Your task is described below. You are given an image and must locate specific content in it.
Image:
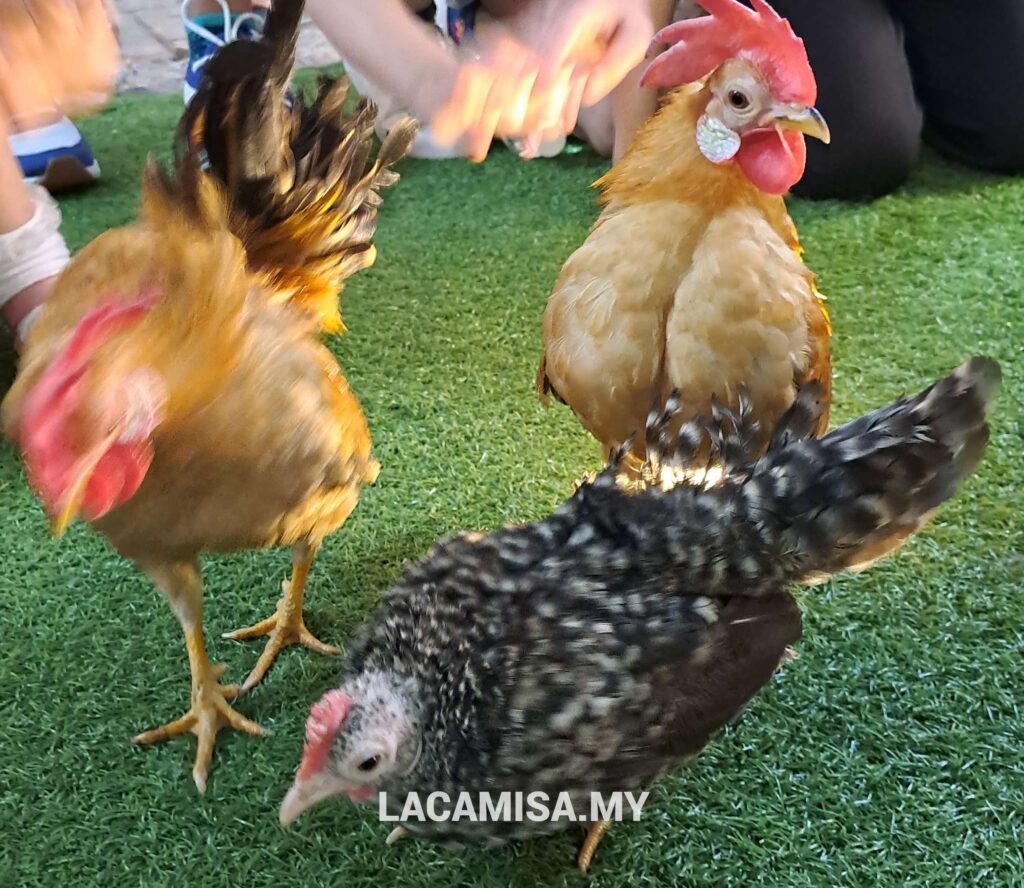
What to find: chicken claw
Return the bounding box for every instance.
[132,662,269,793]
[225,545,340,692]
[225,581,340,692]
[385,826,408,845]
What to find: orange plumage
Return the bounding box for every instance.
[538,0,832,467]
[2,0,414,791]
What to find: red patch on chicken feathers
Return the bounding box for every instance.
[19,291,159,521]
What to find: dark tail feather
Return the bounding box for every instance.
[173,0,417,332]
[754,357,1000,584]
[768,381,827,451]
[596,358,1000,599]
[610,387,763,489]
[262,0,304,84]
[179,0,300,199]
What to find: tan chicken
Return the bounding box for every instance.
[2,0,414,790]
[538,0,832,465]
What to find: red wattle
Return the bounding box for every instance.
[735,130,806,196]
[346,784,377,803]
[82,441,154,521]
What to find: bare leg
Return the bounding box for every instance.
[0,114,55,343]
[224,541,340,692]
[0,129,33,231]
[132,561,268,792]
[576,98,614,157]
[608,61,660,162]
[577,819,611,874]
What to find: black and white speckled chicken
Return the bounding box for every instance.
[280,357,1000,872]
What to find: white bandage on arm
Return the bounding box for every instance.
[0,183,69,339]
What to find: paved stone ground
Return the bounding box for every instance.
[113,0,338,95]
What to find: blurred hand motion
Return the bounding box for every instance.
[0,0,119,124]
[282,358,999,872]
[538,0,832,470]
[2,0,415,792]
[510,0,654,131]
[431,0,654,160]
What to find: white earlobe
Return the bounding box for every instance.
[696,114,741,164]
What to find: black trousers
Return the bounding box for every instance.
[770,0,1024,199]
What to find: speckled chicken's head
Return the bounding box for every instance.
[279,671,422,825]
[641,0,830,195]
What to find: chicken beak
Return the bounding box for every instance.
[279,774,342,826]
[772,106,831,144]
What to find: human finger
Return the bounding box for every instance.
[431,61,492,146]
[580,7,651,106]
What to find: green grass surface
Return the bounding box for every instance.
[1,87,1023,888]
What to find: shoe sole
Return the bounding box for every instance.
[26,156,101,193]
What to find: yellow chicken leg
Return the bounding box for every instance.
[224,542,340,692]
[132,561,269,792]
[577,819,611,874]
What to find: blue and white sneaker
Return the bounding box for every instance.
[8,116,101,191]
[181,0,267,105]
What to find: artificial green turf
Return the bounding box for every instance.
[1,85,1022,888]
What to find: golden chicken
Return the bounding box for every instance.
[2,0,414,791]
[538,0,832,466]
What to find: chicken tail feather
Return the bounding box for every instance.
[762,356,999,585]
[597,358,999,596]
[173,0,417,332]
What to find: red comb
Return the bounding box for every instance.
[18,291,158,447]
[298,690,352,779]
[641,0,816,106]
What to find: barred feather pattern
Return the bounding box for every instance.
[603,355,1000,590]
[174,0,417,332]
[326,358,999,844]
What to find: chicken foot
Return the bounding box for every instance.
[224,542,340,692]
[132,561,268,792]
[577,819,611,874]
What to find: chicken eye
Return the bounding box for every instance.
[728,90,750,110]
[357,754,382,773]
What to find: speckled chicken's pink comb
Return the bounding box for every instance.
[641,0,816,107]
[298,689,352,778]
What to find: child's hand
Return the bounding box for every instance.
[531,0,653,101]
[327,0,653,163]
[428,31,548,162]
[0,0,119,124]
[495,0,654,141]
[435,0,654,157]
